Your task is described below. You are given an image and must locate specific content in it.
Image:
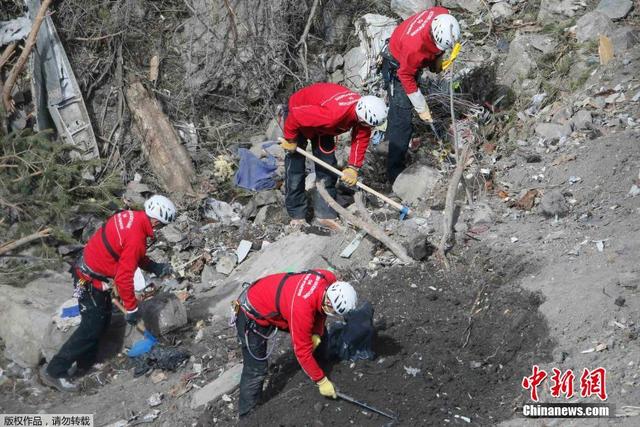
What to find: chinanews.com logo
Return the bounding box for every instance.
[520,365,613,418]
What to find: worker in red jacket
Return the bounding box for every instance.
[233,269,358,417]
[384,7,460,183]
[279,82,387,230]
[39,195,177,392]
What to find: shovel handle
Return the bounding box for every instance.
[111,298,146,334]
[294,147,411,216]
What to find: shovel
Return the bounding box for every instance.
[294,147,411,219]
[336,391,398,420]
[112,298,158,357]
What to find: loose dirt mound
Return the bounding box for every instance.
[198,250,554,426]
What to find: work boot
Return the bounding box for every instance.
[314,218,343,232]
[39,365,78,392]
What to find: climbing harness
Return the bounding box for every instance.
[232,270,327,361]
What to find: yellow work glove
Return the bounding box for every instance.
[278,137,297,153]
[312,334,321,350]
[442,42,462,71]
[418,108,433,123]
[341,167,358,186]
[317,377,337,399]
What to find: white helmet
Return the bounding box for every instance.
[431,14,461,51]
[326,281,358,315]
[144,195,176,224]
[355,96,388,127]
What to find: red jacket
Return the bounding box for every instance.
[389,7,448,94]
[245,269,337,382]
[82,210,154,311]
[283,83,372,168]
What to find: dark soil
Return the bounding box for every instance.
[197,249,554,426]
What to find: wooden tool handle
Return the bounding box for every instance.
[112,298,146,334]
[294,147,411,215]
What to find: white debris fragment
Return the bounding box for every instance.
[403,366,421,377]
[593,240,605,252]
[510,237,519,243]
[568,176,582,184]
[221,394,232,402]
[454,414,472,423]
[147,392,163,407]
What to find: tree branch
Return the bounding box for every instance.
[316,180,414,264]
[0,228,52,256]
[2,0,53,113]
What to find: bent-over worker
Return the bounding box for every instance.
[233,269,358,417]
[279,82,387,230]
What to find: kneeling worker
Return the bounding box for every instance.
[233,269,358,417]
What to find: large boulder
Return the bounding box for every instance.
[138,293,188,337]
[440,0,482,13]
[0,272,72,367]
[392,164,441,204]
[611,27,640,53]
[575,11,615,43]
[391,0,435,20]
[499,33,557,87]
[596,0,633,21]
[537,0,585,23]
[342,47,367,90]
[180,0,290,105]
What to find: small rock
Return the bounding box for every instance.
[313,402,324,413]
[472,203,495,225]
[596,0,633,20]
[491,2,514,19]
[216,252,238,275]
[391,0,435,20]
[392,164,441,204]
[540,190,569,217]
[510,236,519,243]
[534,122,572,140]
[615,296,626,307]
[160,224,185,244]
[628,185,640,197]
[200,265,223,291]
[571,109,592,130]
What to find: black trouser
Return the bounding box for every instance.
[236,309,272,416]
[284,134,338,220]
[386,69,415,184]
[47,286,112,378]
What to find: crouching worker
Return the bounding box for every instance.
[233,269,358,417]
[39,195,176,392]
[279,82,387,230]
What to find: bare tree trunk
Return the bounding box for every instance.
[436,143,471,269]
[0,228,52,256]
[316,181,414,264]
[125,80,195,196]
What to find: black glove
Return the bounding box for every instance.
[125,310,139,326]
[148,261,173,277]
